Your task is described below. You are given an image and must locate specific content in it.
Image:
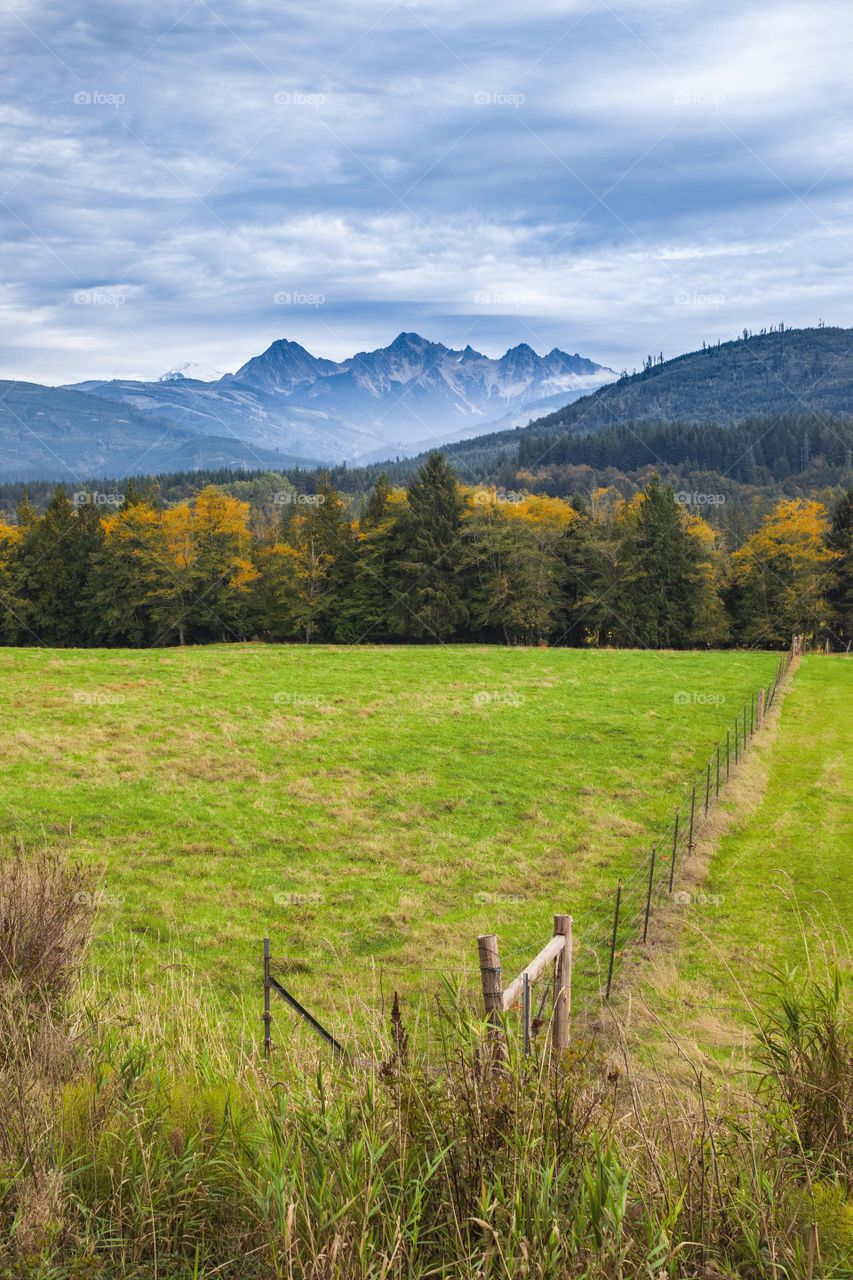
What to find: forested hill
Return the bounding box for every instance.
[441,325,853,465]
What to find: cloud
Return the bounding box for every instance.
[0,0,851,382]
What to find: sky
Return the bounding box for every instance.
[1,0,852,384]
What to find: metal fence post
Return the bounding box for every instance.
[606,881,622,1001]
[643,845,657,943]
[263,938,272,1059]
[688,783,696,853]
[669,810,679,892]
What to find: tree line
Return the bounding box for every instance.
[0,454,850,650]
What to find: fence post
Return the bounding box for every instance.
[743,703,748,746]
[726,728,730,781]
[704,761,711,816]
[734,715,739,765]
[687,783,696,853]
[552,914,572,1051]
[606,882,622,1000]
[669,810,679,892]
[478,934,504,1047]
[757,687,764,728]
[522,971,530,1057]
[263,938,272,1059]
[750,693,755,736]
[643,845,657,943]
[715,744,721,797]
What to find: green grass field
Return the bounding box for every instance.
[0,645,781,1033]
[645,655,852,1046]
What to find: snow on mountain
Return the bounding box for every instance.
[158,361,224,383]
[51,333,614,470]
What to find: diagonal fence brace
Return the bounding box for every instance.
[269,975,347,1056]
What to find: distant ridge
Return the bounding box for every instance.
[434,325,853,465]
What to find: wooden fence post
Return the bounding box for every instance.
[726,728,730,781]
[704,761,711,816]
[734,715,739,765]
[552,914,572,1051]
[522,971,530,1056]
[263,938,272,1059]
[757,688,764,728]
[687,783,696,853]
[478,934,504,1051]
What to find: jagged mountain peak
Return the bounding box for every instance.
[232,338,336,392]
[28,331,613,478]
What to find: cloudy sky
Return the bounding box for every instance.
[1,0,852,383]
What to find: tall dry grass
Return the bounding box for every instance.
[0,848,850,1278]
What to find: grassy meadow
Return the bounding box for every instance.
[639,655,852,1051]
[0,644,781,1036]
[1,645,851,1280]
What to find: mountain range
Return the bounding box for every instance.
[0,334,613,481]
[3,326,852,485]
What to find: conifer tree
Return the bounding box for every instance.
[397,453,466,640]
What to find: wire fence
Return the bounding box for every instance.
[570,641,799,1005]
[261,641,802,1057]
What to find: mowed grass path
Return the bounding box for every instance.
[656,655,852,1037]
[0,646,779,1026]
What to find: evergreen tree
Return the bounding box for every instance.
[397,453,466,640]
[826,488,853,648]
[612,477,709,648]
[15,488,103,646]
[286,476,357,642]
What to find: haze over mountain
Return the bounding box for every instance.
[0,334,612,480]
[3,326,851,485]
[0,381,310,483]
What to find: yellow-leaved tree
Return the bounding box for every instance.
[731,498,837,646]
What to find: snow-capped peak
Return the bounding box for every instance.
[159,361,223,383]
